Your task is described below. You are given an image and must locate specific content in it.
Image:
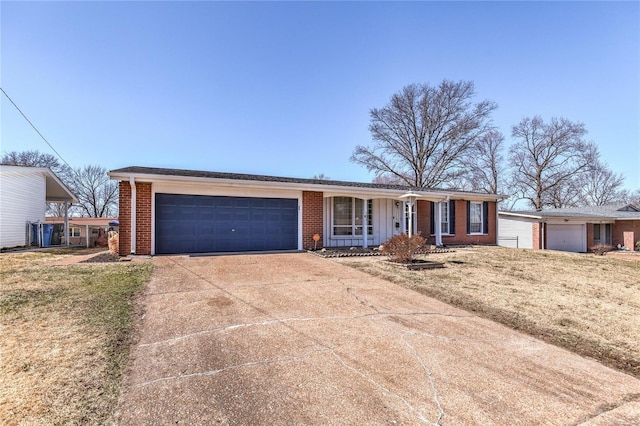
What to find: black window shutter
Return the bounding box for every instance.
[483,201,489,234]
[466,201,471,234]
[430,202,434,234]
[449,200,455,234]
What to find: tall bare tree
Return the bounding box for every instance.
[577,161,626,206]
[465,130,505,194]
[351,80,497,188]
[73,165,118,217]
[508,116,596,210]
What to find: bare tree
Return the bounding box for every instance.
[351,80,497,188]
[508,116,596,210]
[619,188,640,207]
[465,130,505,194]
[576,161,626,206]
[72,165,119,217]
[311,173,330,180]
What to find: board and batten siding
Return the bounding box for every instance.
[0,170,46,248]
[498,216,534,249]
[323,197,402,247]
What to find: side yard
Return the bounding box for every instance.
[335,247,640,378]
[0,249,151,425]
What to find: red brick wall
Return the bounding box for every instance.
[118,181,131,256]
[116,180,152,256]
[416,200,431,241]
[302,191,323,250]
[612,220,640,249]
[586,223,594,251]
[135,183,152,255]
[416,200,497,246]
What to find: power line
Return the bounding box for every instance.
[1,87,75,171]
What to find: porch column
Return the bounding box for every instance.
[64,201,69,246]
[85,224,90,248]
[434,201,443,246]
[362,198,369,248]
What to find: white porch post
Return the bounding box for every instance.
[434,201,443,246]
[400,192,417,238]
[85,224,90,248]
[362,198,368,248]
[64,201,70,246]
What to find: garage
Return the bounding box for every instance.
[546,224,585,253]
[155,194,298,254]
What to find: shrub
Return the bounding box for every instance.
[636,240,640,251]
[591,244,614,256]
[380,233,426,263]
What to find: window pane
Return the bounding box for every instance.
[333,197,352,226]
[470,202,482,233]
[333,226,352,236]
[440,202,449,234]
[355,199,363,226]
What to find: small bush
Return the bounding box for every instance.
[636,240,640,251]
[591,244,614,256]
[380,233,426,263]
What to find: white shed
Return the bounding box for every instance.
[0,165,77,249]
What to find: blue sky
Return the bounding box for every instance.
[1,1,638,190]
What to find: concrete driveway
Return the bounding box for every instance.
[116,253,640,425]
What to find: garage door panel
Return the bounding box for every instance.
[155,194,298,254]
[547,224,585,252]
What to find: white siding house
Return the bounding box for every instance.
[0,165,76,249]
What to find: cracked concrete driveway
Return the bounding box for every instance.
[116,253,640,425]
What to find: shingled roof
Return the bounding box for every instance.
[109,166,498,197]
[503,204,640,220]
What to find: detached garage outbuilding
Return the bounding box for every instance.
[499,205,640,253]
[109,166,502,256]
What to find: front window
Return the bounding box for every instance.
[440,202,449,234]
[70,227,81,238]
[333,197,373,237]
[593,224,611,245]
[469,202,483,234]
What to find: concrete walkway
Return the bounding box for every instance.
[116,253,640,425]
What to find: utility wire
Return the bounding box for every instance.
[1,87,75,172]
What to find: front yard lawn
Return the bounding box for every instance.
[335,246,640,378]
[0,249,152,425]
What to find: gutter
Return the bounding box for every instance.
[129,177,136,254]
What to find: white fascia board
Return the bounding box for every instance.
[108,171,502,202]
[498,211,543,220]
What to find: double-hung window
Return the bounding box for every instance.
[469,202,483,234]
[333,197,373,237]
[440,202,449,234]
[70,227,81,238]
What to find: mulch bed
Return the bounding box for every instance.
[309,246,455,258]
[81,252,121,263]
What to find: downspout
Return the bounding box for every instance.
[129,177,136,254]
[541,221,545,250]
[363,198,368,248]
[495,200,499,246]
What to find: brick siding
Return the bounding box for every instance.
[302,191,323,250]
[118,181,131,256]
[416,200,497,246]
[117,180,152,256]
[612,220,640,250]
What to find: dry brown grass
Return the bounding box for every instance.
[336,246,640,378]
[0,249,151,425]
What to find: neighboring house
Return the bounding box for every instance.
[45,217,119,246]
[108,166,501,256]
[0,165,76,249]
[498,204,640,253]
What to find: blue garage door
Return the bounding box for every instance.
[155,194,298,254]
